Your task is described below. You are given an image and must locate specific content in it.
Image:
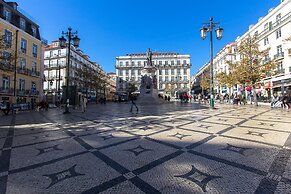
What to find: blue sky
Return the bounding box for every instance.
[15,0,280,75]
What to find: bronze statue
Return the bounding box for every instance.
[146,48,152,66]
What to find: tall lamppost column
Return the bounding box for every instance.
[59,27,80,114]
[200,17,223,109]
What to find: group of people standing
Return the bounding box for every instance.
[271,92,291,109]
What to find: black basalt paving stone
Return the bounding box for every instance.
[254,178,278,194]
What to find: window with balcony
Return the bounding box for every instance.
[125,61,129,66]
[126,69,129,76]
[20,18,26,31]
[159,76,162,81]
[165,76,169,81]
[32,44,38,58]
[4,29,12,48]
[32,61,37,73]
[165,69,168,75]
[276,29,281,39]
[165,61,168,66]
[183,60,186,65]
[264,37,269,46]
[18,79,25,91]
[171,76,174,81]
[138,69,141,75]
[131,61,135,66]
[171,69,174,75]
[3,8,11,21]
[120,61,123,66]
[31,81,36,91]
[20,38,27,53]
[177,69,181,75]
[159,61,162,65]
[138,61,141,66]
[277,45,283,56]
[2,76,10,89]
[276,13,281,23]
[184,76,187,81]
[20,58,26,69]
[264,23,268,30]
[159,69,162,75]
[177,60,180,65]
[184,69,187,75]
[268,22,272,31]
[159,84,163,89]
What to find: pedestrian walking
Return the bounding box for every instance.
[130,94,138,113]
[81,95,87,113]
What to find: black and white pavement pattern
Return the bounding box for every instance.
[0,102,291,194]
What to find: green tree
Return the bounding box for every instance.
[227,35,277,105]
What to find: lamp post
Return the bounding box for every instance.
[200,17,223,109]
[59,27,80,114]
[54,54,61,107]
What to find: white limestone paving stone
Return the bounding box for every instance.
[12,130,70,147]
[199,116,245,126]
[138,152,263,193]
[6,153,120,194]
[241,119,291,132]
[222,126,290,147]
[149,128,210,148]
[100,138,177,171]
[99,180,144,194]
[13,123,59,136]
[9,138,87,170]
[192,136,280,172]
[79,130,135,149]
[179,121,231,134]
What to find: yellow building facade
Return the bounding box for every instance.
[0,1,42,109]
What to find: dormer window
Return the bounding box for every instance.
[20,18,26,30]
[31,26,36,37]
[3,8,11,21]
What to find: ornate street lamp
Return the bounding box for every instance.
[59,27,80,114]
[200,18,223,109]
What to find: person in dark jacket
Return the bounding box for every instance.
[130,94,138,113]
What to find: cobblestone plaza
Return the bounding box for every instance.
[0,102,291,193]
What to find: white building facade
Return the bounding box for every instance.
[193,0,291,97]
[43,41,104,104]
[116,52,191,97]
[237,0,291,95]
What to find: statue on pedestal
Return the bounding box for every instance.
[146,48,152,67]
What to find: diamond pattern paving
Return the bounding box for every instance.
[0,102,290,193]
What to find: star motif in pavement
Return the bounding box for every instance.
[198,124,211,129]
[222,143,251,156]
[168,132,191,140]
[259,122,275,127]
[99,134,115,140]
[141,126,150,131]
[124,145,153,156]
[43,164,85,189]
[217,118,228,122]
[175,165,222,192]
[246,130,267,137]
[36,144,63,156]
[33,134,50,140]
